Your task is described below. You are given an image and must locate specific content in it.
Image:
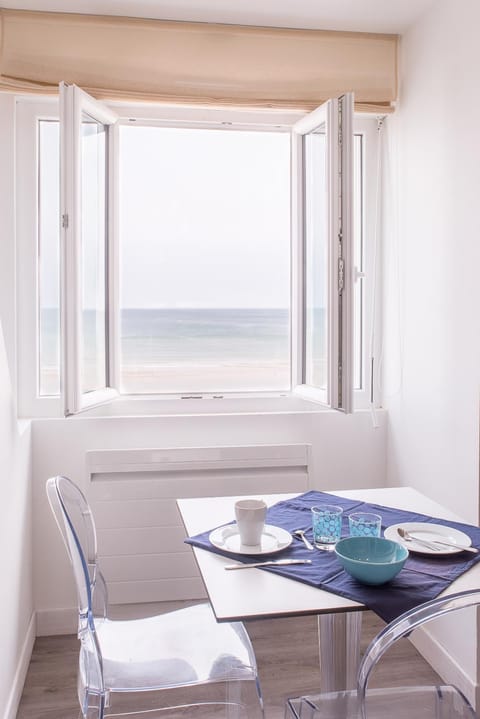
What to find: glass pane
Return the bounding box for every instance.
[118,126,290,394]
[304,130,327,389]
[39,120,61,396]
[353,134,363,390]
[80,114,107,393]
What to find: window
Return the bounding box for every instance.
[79,114,108,394]
[118,124,290,395]
[38,119,61,396]
[16,88,379,417]
[291,95,354,412]
[60,85,118,414]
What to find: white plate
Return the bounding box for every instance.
[385,522,472,555]
[209,523,292,555]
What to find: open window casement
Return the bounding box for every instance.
[60,82,119,416]
[291,93,354,413]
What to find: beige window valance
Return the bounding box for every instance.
[0,8,397,112]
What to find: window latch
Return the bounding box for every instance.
[62,213,69,229]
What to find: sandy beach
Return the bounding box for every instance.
[40,361,293,396]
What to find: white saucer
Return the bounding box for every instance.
[385,522,472,556]
[209,524,292,555]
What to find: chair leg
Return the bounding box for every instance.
[225,687,240,719]
[83,693,106,719]
[225,679,265,719]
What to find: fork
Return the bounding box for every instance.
[398,527,478,554]
[397,527,442,552]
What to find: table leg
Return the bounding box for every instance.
[317,611,362,691]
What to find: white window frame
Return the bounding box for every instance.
[16,97,62,417]
[60,83,120,415]
[352,116,381,411]
[15,92,379,418]
[291,94,354,412]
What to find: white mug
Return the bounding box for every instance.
[234,499,267,546]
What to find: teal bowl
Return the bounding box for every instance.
[335,536,409,585]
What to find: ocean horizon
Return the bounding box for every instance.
[40,307,299,395]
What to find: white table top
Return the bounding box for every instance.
[177,487,480,623]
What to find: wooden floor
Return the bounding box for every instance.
[17,605,440,719]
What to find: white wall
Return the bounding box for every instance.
[0,330,32,719]
[383,0,480,704]
[0,94,34,719]
[384,0,480,522]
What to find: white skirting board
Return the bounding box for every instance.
[5,612,35,719]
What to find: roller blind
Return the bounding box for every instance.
[0,8,397,111]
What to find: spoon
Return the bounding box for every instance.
[293,529,314,551]
[398,527,478,554]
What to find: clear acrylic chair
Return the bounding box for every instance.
[286,589,480,719]
[46,475,264,719]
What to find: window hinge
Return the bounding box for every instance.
[338,257,345,293]
[62,213,69,229]
[354,266,365,282]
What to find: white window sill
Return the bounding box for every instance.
[22,390,376,419]
[69,394,333,419]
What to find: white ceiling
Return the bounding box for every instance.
[1,0,437,34]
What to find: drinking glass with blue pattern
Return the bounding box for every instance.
[311,505,343,550]
[348,512,382,538]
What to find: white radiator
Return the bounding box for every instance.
[86,444,311,604]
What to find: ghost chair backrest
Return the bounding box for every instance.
[46,475,107,618]
[357,588,480,707]
[286,590,480,719]
[46,475,106,712]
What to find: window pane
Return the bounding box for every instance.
[303,130,327,389]
[353,134,364,390]
[118,126,290,394]
[81,115,107,393]
[39,120,61,396]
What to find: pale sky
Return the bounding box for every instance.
[119,125,290,309]
[39,121,291,310]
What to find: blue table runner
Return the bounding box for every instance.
[184,490,480,623]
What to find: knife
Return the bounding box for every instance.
[224,559,313,570]
[409,534,478,554]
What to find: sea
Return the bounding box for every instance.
[39,307,292,395]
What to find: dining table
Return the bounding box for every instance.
[177,486,480,693]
